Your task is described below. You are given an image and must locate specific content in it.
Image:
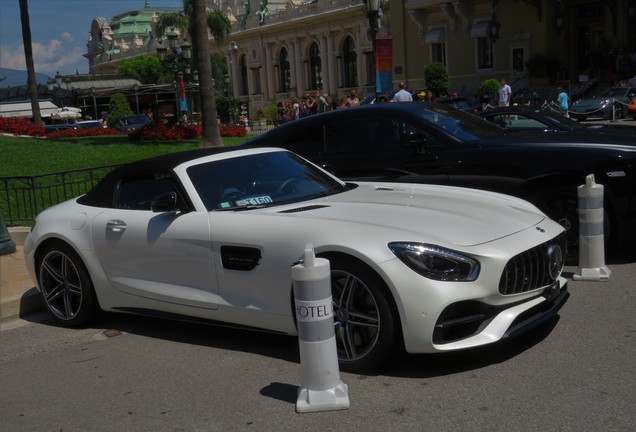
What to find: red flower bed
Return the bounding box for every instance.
[0,117,45,137]
[48,127,119,139]
[219,123,247,138]
[128,122,246,141]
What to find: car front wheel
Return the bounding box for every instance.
[38,243,97,326]
[612,103,624,119]
[328,256,398,372]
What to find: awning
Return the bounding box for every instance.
[0,101,60,118]
[425,28,446,44]
[471,21,490,38]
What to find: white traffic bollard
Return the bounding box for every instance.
[573,174,611,281]
[292,244,349,413]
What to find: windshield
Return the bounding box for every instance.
[187,151,346,211]
[599,87,629,98]
[415,105,505,141]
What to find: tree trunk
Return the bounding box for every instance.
[192,0,223,148]
[19,0,41,125]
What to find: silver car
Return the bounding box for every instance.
[570,86,636,120]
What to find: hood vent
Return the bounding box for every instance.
[375,187,396,191]
[278,205,330,214]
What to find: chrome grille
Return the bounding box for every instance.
[498,231,567,295]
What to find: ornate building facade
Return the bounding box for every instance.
[86,0,635,118]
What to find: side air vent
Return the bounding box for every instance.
[278,205,330,214]
[221,246,261,271]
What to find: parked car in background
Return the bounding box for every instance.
[76,120,104,129]
[117,114,151,132]
[627,97,636,118]
[437,96,481,114]
[24,147,569,372]
[477,106,636,136]
[43,124,77,135]
[243,103,636,258]
[569,87,636,120]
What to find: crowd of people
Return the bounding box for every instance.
[273,89,362,124]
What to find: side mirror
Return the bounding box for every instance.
[405,130,428,152]
[151,191,178,212]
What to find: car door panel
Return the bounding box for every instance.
[91,209,219,309]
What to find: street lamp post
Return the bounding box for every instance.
[228,41,238,123]
[157,35,194,124]
[91,86,98,121]
[365,0,380,101]
[225,73,233,124]
[488,0,501,44]
[133,84,140,115]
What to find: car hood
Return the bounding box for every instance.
[573,96,624,107]
[270,183,547,247]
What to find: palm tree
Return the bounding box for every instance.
[155,0,232,148]
[19,0,41,125]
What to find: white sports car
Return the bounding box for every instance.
[24,147,569,371]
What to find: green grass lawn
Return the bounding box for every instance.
[0,134,253,177]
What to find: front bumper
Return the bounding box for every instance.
[432,279,568,348]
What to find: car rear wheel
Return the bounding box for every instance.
[328,257,397,372]
[38,242,96,326]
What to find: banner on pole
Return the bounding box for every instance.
[375,38,393,94]
[178,74,188,112]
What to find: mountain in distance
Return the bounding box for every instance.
[0,68,51,88]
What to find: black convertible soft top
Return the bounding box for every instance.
[77,146,250,208]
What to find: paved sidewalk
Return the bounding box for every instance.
[0,229,43,322]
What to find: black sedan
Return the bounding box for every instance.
[242,102,636,257]
[477,106,636,135]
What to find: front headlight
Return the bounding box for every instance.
[388,243,480,281]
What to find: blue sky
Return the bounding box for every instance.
[0,0,183,77]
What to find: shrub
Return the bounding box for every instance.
[48,127,119,139]
[128,122,246,141]
[479,79,500,98]
[106,93,134,129]
[0,117,45,137]
[219,123,247,138]
[424,62,450,97]
[128,123,201,141]
[263,104,278,122]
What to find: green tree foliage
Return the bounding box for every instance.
[424,62,450,97]
[479,79,500,98]
[107,93,134,128]
[210,53,228,90]
[117,55,165,84]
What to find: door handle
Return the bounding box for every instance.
[106,220,127,231]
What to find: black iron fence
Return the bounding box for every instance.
[0,165,121,227]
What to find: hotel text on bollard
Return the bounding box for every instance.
[292,244,350,413]
[573,174,611,281]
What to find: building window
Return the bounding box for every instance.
[471,21,493,71]
[343,37,357,88]
[279,48,290,92]
[477,37,494,70]
[252,68,262,95]
[309,42,322,90]
[426,28,446,66]
[431,43,446,65]
[240,54,248,96]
